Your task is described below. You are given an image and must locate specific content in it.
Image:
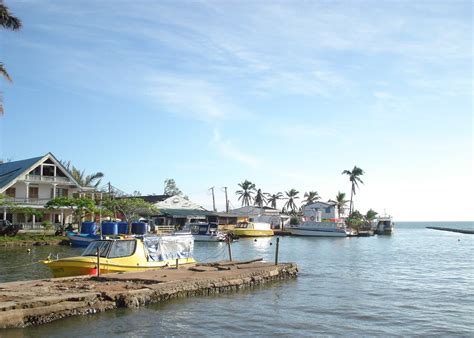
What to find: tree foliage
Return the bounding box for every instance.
[45,196,97,225]
[235,180,256,207]
[302,191,320,206]
[0,2,22,115]
[61,160,104,188]
[283,189,300,214]
[103,198,158,232]
[266,192,283,209]
[164,178,183,196]
[254,188,267,208]
[342,166,364,214]
[335,191,349,218]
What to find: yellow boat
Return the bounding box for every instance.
[42,235,195,278]
[233,221,274,237]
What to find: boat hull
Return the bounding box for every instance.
[233,229,274,237]
[43,256,196,278]
[288,228,347,237]
[193,234,225,242]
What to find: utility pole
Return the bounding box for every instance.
[223,187,229,213]
[209,187,216,212]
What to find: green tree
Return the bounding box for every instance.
[283,189,300,214]
[341,166,364,214]
[254,188,267,208]
[46,196,97,226]
[164,178,183,196]
[335,191,349,218]
[365,209,378,223]
[235,180,256,206]
[302,191,320,206]
[103,197,158,233]
[266,192,283,209]
[0,2,22,115]
[345,210,364,230]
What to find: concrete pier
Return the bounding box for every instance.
[426,227,474,234]
[0,260,298,328]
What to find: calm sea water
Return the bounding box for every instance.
[1,221,473,336]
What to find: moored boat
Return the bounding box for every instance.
[375,214,394,235]
[233,220,274,237]
[43,234,195,277]
[184,222,227,242]
[287,221,348,237]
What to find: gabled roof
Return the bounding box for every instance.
[0,153,84,192]
[0,155,44,191]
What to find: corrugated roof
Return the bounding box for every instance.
[155,208,216,217]
[0,155,45,191]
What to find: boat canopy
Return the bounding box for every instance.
[144,235,194,261]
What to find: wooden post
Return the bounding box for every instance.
[175,258,179,269]
[275,237,280,265]
[96,247,100,277]
[227,238,232,262]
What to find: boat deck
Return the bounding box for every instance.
[0,260,298,328]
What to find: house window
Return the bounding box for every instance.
[42,165,55,177]
[6,187,15,198]
[29,187,39,199]
[29,166,41,176]
[56,188,69,197]
[325,207,331,213]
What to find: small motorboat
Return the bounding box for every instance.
[375,215,394,235]
[233,220,274,237]
[43,234,195,277]
[287,220,348,237]
[184,222,227,242]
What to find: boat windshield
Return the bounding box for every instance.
[108,240,136,258]
[82,241,111,257]
[236,222,248,229]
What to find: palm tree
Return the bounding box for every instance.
[302,191,320,206]
[61,160,104,188]
[283,189,300,214]
[365,209,378,223]
[254,188,267,208]
[0,2,22,115]
[335,191,349,218]
[235,180,256,206]
[266,192,283,209]
[341,166,364,214]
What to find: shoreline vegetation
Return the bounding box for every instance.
[0,234,69,246]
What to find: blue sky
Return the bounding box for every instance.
[0,0,472,221]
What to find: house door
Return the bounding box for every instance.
[29,187,39,200]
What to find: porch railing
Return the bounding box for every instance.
[25,175,71,183]
[3,198,52,205]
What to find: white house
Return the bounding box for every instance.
[0,153,94,228]
[229,206,290,228]
[302,201,344,222]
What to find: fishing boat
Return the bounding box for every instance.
[287,220,348,237]
[233,220,274,237]
[184,222,227,242]
[375,214,394,235]
[43,234,195,277]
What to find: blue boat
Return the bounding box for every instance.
[67,232,101,247]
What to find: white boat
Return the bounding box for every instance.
[287,221,348,237]
[375,214,394,235]
[184,222,227,242]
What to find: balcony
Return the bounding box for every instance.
[3,197,52,206]
[25,175,71,184]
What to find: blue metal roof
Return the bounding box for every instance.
[0,155,45,191]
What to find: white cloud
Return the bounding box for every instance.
[212,129,260,168]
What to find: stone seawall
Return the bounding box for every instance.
[0,261,298,328]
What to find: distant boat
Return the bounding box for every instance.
[375,215,394,235]
[287,220,348,237]
[233,221,274,237]
[183,222,227,242]
[43,234,195,277]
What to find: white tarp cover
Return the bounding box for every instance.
[144,235,194,261]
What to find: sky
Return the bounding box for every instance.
[0,0,472,221]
